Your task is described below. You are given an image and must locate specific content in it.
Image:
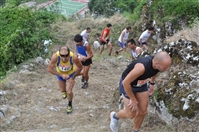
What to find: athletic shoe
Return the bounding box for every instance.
[81,76,85,82]
[132,130,139,132]
[109,53,111,56]
[81,82,88,89]
[115,51,119,55]
[62,92,67,99]
[67,105,72,114]
[110,111,118,132]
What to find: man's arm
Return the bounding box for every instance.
[72,55,83,79]
[47,53,61,76]
[102,31,107,43]
[122,63,145,100]
[121,30,125,45]
[139,38,143,47]
[87,34,90,41]
[83,44,93,60]
[136,48,143,57]
[149,75,157,95]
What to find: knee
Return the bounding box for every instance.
[66,88,73,95]
[126,112,136,119]
[138,110,147,116]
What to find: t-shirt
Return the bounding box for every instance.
[80,29,90,41]
[138,30,151,43]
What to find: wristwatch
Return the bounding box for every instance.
[149,81,155,85]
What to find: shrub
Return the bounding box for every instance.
[0,4,64,76]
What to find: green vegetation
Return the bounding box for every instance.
[149,0,199,23]
[0,1,65,77]
[88,0,146,20]
[1,0,199,79]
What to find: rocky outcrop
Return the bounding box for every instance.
[153,39,199,123]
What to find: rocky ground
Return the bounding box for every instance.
[2,43,198,132]
[0,45,174,132]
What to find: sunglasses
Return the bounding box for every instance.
[60,53,69,57]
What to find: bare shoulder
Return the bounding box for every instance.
[134,63,145,72]
[50,53,58,63]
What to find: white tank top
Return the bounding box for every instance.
[118,29,129,43]
[131,47,141,58]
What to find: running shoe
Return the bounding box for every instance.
[115,51,119,55]
[110,111,119,132]
[62,92,67,99]
[81,82,88,89]
[67,105,72,114]
[81,76,85,82]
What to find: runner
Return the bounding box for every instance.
[47,46,82,114]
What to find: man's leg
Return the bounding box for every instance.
[116,94,137,119]
[110,94,137,132]
[66,78,74,102]
[58,80,66,93]
[107,42,113,55]
[81,64,91,89]
[83,65,90,82]
[58,80,67,99]
[66,78,75,114]
[115,41,123,55]
[133,91,149,131]
[99,45,104,55]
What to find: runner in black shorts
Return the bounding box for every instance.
[74,34,94,89]
[110,52,171,132]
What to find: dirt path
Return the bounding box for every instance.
[1,49,172,132]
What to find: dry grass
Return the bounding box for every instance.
[166,23,199,43]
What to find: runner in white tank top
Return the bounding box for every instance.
[127,38,143,60]
[115,26,131,55]
[80,27,91,41]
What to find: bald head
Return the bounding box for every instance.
[59,46,70,54]
[154,51,171,63]
[153,51,171,72]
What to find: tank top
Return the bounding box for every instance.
[100,28,110,42]
[76,41,88,59]
[56,51,76,75]
[131,47,142,58]
[122,56,159,87]
[118,29,129,43]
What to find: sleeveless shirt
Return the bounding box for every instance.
[56,51,76,75]
[122,56,159,87]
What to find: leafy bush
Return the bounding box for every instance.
[0,3,64,76]
[149,0,199,23]
[88,0,117,17]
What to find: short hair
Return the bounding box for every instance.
[148,26,154,31]
[127,38,136,45]
[74,34,83,42]
[107,23,112,27]
[126,26,131,30]
[86,27,91,30]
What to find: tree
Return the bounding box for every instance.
[88,0,117,17]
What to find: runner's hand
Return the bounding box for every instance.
[149,85,154,95]
[128,99,138,111]
[61,74,69,79]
